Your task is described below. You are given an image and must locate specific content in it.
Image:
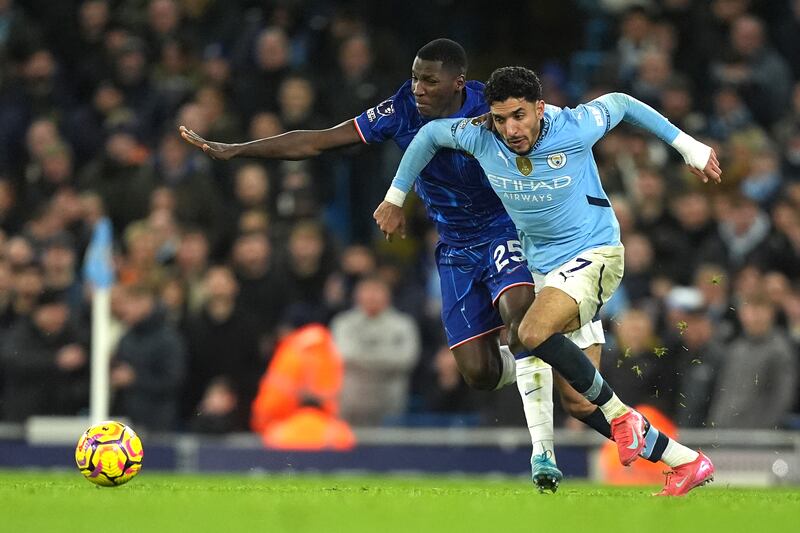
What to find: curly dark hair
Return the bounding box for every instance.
[484,66,543,105]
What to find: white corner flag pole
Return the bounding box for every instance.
[84,218,115,424]
[90,287,111,423]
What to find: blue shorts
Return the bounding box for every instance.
[437,233,534,349]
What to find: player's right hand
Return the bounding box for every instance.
[373,201,407,242]
[179,125,241,160]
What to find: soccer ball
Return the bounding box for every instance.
[75,421,144,487]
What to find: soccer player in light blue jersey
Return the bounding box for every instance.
[379,66,720,496]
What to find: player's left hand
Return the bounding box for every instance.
[373,201,406,241]
[689,147,722,184]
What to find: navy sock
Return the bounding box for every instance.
[578,408,612,439]
[640,425,670,463]
[517,333,615,406]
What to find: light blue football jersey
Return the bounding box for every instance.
[390,93,681,273]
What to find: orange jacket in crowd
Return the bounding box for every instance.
[250,324,345,434]
[262,407,356,451]
[600,404,678,485]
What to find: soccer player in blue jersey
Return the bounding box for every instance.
[180,40,572,492]
[379,66,719,496]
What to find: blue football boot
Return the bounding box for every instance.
[531,451,563,493]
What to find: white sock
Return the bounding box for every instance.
[495,345,517,390]
[598,393,628,422]
[660,438,699,468]
[515,355,555,461]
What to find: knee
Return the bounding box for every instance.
[506,319,524,355]
[458,356,497,391]
[517,320,553,351]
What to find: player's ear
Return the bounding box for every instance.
[536,99,545,117]
[454,74,466,90]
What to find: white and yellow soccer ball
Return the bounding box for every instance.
[75,421,144,487]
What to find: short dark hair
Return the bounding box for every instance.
[416,38,467,74]
[484,66,543,105]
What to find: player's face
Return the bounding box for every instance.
[411,57,465,118]
[490,98,546,154]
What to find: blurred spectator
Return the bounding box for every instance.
[659,76,706,138]
[187,376,240,434]
[274,165,319,226]
[711,15,792,127]
[183,266,261,430]
[41,236,82,315]
[66,1,113,97]
[8,262,44,325]
[159,274,186,326]
[284,220,334,309]
[112,37,156,124]
[601,307,675,415]
[78,128,153,232]
[620,232,655,305]
[250,321,343,434]
[740,146,782,207]
[614,6,657,85]
[1,290,87,421]
[118,219,168,289]
[151,132,224,248]
[324,33,384,121]
[324,244,377,314]
[331,276,420,425]
[706,85,758,144]
[193,84,242,144]
[277,75,321,131]
[693,263,737,341]
[717,194,771,270]
[233,26,292,119]
[172,226,210,314]
[232,163,272,223]
[230,231,289,342]
[708,297,798,428]
[628,49,673,108]
[425,345,478,415]
[111,283,186,431]
[664,288,726,427]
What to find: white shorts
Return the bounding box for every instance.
[532,245,625,348]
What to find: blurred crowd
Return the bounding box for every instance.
[0,0,798,438]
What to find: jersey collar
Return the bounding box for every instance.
[530,116,551,153]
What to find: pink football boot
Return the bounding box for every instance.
[655,451,715,496]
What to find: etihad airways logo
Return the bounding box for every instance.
[487,174,573,203]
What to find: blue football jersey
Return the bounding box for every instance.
[389,93,682,273]
[354,80,514,246]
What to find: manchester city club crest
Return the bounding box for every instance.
[547,152,567,169]
[516,157,533,176]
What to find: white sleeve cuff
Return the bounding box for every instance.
[671,132,711,170]
[384,186,407,207]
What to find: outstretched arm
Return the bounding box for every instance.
[374,119,464,240]
[179,120,362,161]
[589,93,722,184]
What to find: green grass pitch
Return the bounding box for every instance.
[1,470,797,533]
